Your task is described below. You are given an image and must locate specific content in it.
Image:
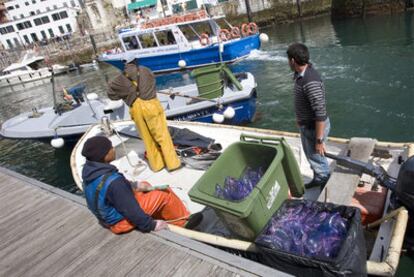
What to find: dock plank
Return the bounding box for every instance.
[0,167,285,277]
[318,137,377,205]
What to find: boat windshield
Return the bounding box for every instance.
[122,30,178,50]
[179,21,214,41]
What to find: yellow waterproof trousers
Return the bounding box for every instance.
[130,98,181,172]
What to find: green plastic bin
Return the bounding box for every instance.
[188,134,304,240]
[191,64,243,99]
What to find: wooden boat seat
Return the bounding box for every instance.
[318,137,377,205]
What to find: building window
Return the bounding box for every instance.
[14,38,20,46]
[59,11,68,19]
[6,25,15,33]
[34,18,42,26]
[71,0,75,7]
[6,39,13,48]
[36,10,40,14]
[66,24,72,33]
[53,5,57,9]
[30,11,35,16]
[23,35,30,44]
[30,33,39,42]
[0,28,6,35]
[23,21,32,28]
[41,30,47,40]
[48,28,54,37]
[16,23,24,30]
[58,26,64,34]
[52,13,60,21]
[13,16,18,20]
[63,2,68,7]
[32,0,36,3]
[20,14,24,19]
[25,2,29,6]
[46,7,50,11]
[41,16,50,24]
[7,6,15,11]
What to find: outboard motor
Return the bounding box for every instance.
[395,156,414,252]
[395,156,414,212]
[326,153,414,251]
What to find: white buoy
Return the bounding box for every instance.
[212,113,225,123]
[51,137,65,148]
[86,93,99,100]
[259,33,269,43]
[178,60,186,68]
[223,106,235,119]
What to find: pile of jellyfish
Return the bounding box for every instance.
[256,200,350,259]
[215,167,264,201]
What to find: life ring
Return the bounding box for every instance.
[230,27,241,38]
[241,23,249,37]
[175,16,185,23]
[218,29,231,42]
[199,33,210,46]
[248,22,258,35]
[144,22,154,29]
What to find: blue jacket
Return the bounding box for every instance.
[82,160,156,232]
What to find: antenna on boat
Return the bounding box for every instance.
[48,61,66,148]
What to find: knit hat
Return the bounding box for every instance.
[81,136,112,162]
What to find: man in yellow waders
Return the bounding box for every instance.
[107,57,181,172]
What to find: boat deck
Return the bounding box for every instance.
[0,166,287,277]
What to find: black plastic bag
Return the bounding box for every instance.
[255,199,367,277]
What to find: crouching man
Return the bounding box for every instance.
[81,135,198,234]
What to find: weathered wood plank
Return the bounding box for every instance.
[318,137,377,205]
[0,209,94,277]
[0,168,289,277]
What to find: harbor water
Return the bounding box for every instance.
[0,10,413,275]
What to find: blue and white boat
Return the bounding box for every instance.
[99,10,267,73]
[0,65,257,141]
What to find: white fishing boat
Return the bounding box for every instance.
[70,119,412,276]
[0,66,257,141]
[0,51,68,88]
[100,10,268,73]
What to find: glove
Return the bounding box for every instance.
[154,220,168,231]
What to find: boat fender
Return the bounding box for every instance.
[51,136,65,148]
[175,16,185,23]
[144,22,154,29]
[86,93,99,100]
[178,60,187,68]
[230,27,241,38]
[218,29,231,42]
[223,106,235,119]
[248,22,258,35]
[259,33,269,43]
[104,99,124,112]
[212,113,225,123]
[199,33,210,46]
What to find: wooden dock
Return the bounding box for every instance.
[0,167,287,277]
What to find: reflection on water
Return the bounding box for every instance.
[0,12,413,194]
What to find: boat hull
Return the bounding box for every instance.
[101,35,261,73]
[169,89,257,124]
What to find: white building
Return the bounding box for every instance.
[0,0,81,49]
[113,0,216,19]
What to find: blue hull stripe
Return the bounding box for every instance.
[169,91,257,125]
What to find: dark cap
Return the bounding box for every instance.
[81,136,112,162]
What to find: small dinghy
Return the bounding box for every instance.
[71,119,412,276]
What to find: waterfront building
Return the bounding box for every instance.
[0,0,81,49]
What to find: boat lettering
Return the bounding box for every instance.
[266,180,280,209]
